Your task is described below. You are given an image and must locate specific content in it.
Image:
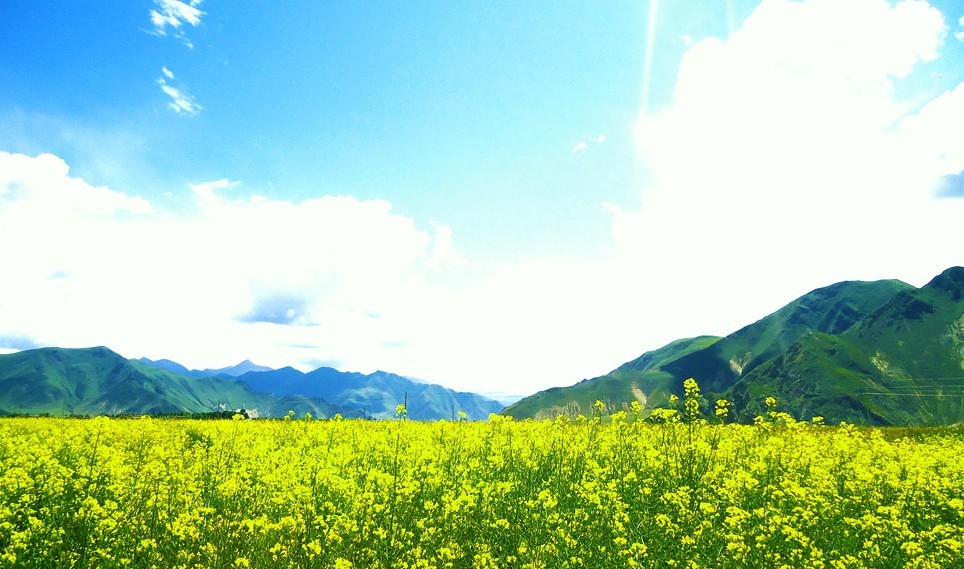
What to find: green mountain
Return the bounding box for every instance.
[728,267,964,425]
[505,268,964,425]
[0,347,340,418]
[504,335,721,419]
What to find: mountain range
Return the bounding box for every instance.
[0,347,335,417]
[225,366,503,421]
[0,348,502,420]
[505,267,964,426]
[2,267,961,424]
[135,358,274,378]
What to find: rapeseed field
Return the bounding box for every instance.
[1,382,963,568]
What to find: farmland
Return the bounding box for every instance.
[2,400,963,568]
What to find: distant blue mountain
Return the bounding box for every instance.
[136,357,191,375]
[138,358,274,378]
[136,357,503,420]
[234,366,504,420]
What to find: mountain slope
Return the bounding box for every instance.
[728,267,964,425]
[234,367,504,420]
[504,336,721,419]
[505,274,939,423]
[0,347,338,417]
[135,357,192,375]
[661,279,913,394]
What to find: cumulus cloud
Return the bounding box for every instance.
[625,0,962,324]
[157,68,202,116]
[894,82,964,181]
[149,0,204,48]
[958,15,964,41]
[638,0,947,198]
[0,152,153,215]
[425,223,468,270]
[0,152,461,376]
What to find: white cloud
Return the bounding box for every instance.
[190,178,238,197]
[958,15,964,41]
[895,82,964,182]
[623,0,962,341]
[644,0,945,185]
[149,0,204,48]
[160,84,201,115]
[425,223,468,270]
[0,152,459,379]
[158,68,202,116]
[637,0,951,200]
[571,141,589,154]
[0,152,153,215]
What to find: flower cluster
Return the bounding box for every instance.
[0,385,962,568]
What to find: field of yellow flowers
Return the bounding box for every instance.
[2,387,963,568]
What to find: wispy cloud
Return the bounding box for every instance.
[571,134,607,154]
[149,0,205,48]
[157,68,202,116]
[957,15,964,41]
[190,178,238,196]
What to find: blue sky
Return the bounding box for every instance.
[1,0,963,400]
[3,1,663,260]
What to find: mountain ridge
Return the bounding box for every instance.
[137,357,274,378]
[505,268,963,425]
